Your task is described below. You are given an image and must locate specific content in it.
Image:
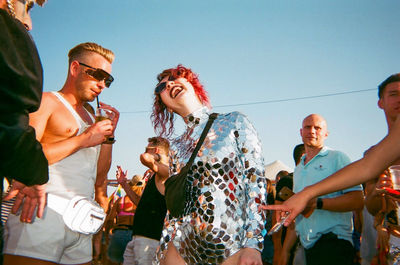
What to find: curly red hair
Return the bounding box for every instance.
[151,65,211,137]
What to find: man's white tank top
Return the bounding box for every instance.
[46,92,100,199]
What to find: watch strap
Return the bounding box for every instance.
[317,197,323,209]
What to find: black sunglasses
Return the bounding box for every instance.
[78,62,114,88]
[154,75,175,94]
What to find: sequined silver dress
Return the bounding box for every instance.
[156,107,267,265]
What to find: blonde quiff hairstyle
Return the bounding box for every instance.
[68,42,115,65]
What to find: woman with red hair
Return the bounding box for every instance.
[148,65,267,265]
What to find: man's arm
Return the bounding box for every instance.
[95,144,113,188]
[38,121,113,165]
[140,152,169,195]
[95,146,111,211]
[94,103,120,209]
[140,153,169,181]
[29,94,114,165]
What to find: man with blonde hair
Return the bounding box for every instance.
[4,42,120,265]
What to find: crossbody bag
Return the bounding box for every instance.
[164,113,218,218]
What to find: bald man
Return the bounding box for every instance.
[279,114,363,265]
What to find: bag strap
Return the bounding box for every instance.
[186,113,218,167]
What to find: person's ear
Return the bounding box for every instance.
[378,98,384,110]
[69,60,80,77]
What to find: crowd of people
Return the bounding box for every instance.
[1,1,400,265]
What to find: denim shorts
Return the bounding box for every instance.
[107,229,133,263]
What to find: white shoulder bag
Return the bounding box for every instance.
[47,194,106,235]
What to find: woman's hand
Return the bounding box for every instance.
[261,189,314,226]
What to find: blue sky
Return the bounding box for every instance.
[31,0,400,180]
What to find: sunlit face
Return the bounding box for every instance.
[378,82,400,122]
[158,76,199,112]
[300,115,328,149]
[74,52,112,103]
[12,0,34,31]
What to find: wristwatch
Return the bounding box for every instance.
[316,198,323,209]
[104,137,116,145]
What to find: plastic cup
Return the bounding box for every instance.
[95,107,115,142]
[389,165,400,191]
[95,107,115,122]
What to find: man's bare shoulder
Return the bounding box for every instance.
[40,92,62,111]
[36,92,80,141]
[38,92,73,118]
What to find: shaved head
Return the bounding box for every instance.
[300,114,329,149]
[302,114,328,130]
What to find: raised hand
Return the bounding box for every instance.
[116,165,128,184]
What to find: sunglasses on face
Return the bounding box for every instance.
[154,75,176,94]
[145,146,156,153]
[78,62,114,88]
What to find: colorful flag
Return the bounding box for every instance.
[108,184,123,203]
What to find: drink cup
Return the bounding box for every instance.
[385,166,400,233]
[95,107,115,122]
[388,165,400,193]
[95,107,115,142]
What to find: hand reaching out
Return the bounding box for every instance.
[261,189,313,227]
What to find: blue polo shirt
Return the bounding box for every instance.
[294,146,363,249]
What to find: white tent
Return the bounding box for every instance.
[264,160,293,181]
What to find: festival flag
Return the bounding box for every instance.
[108,184,123,203]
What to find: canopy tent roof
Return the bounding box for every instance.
[264,160,293,181]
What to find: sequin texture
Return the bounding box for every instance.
[156,107,267,264]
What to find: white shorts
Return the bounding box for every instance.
[4,207,92,264]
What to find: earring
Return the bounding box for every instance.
[6,0,16,18]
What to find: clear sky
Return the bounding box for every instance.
[30,0,400,180]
